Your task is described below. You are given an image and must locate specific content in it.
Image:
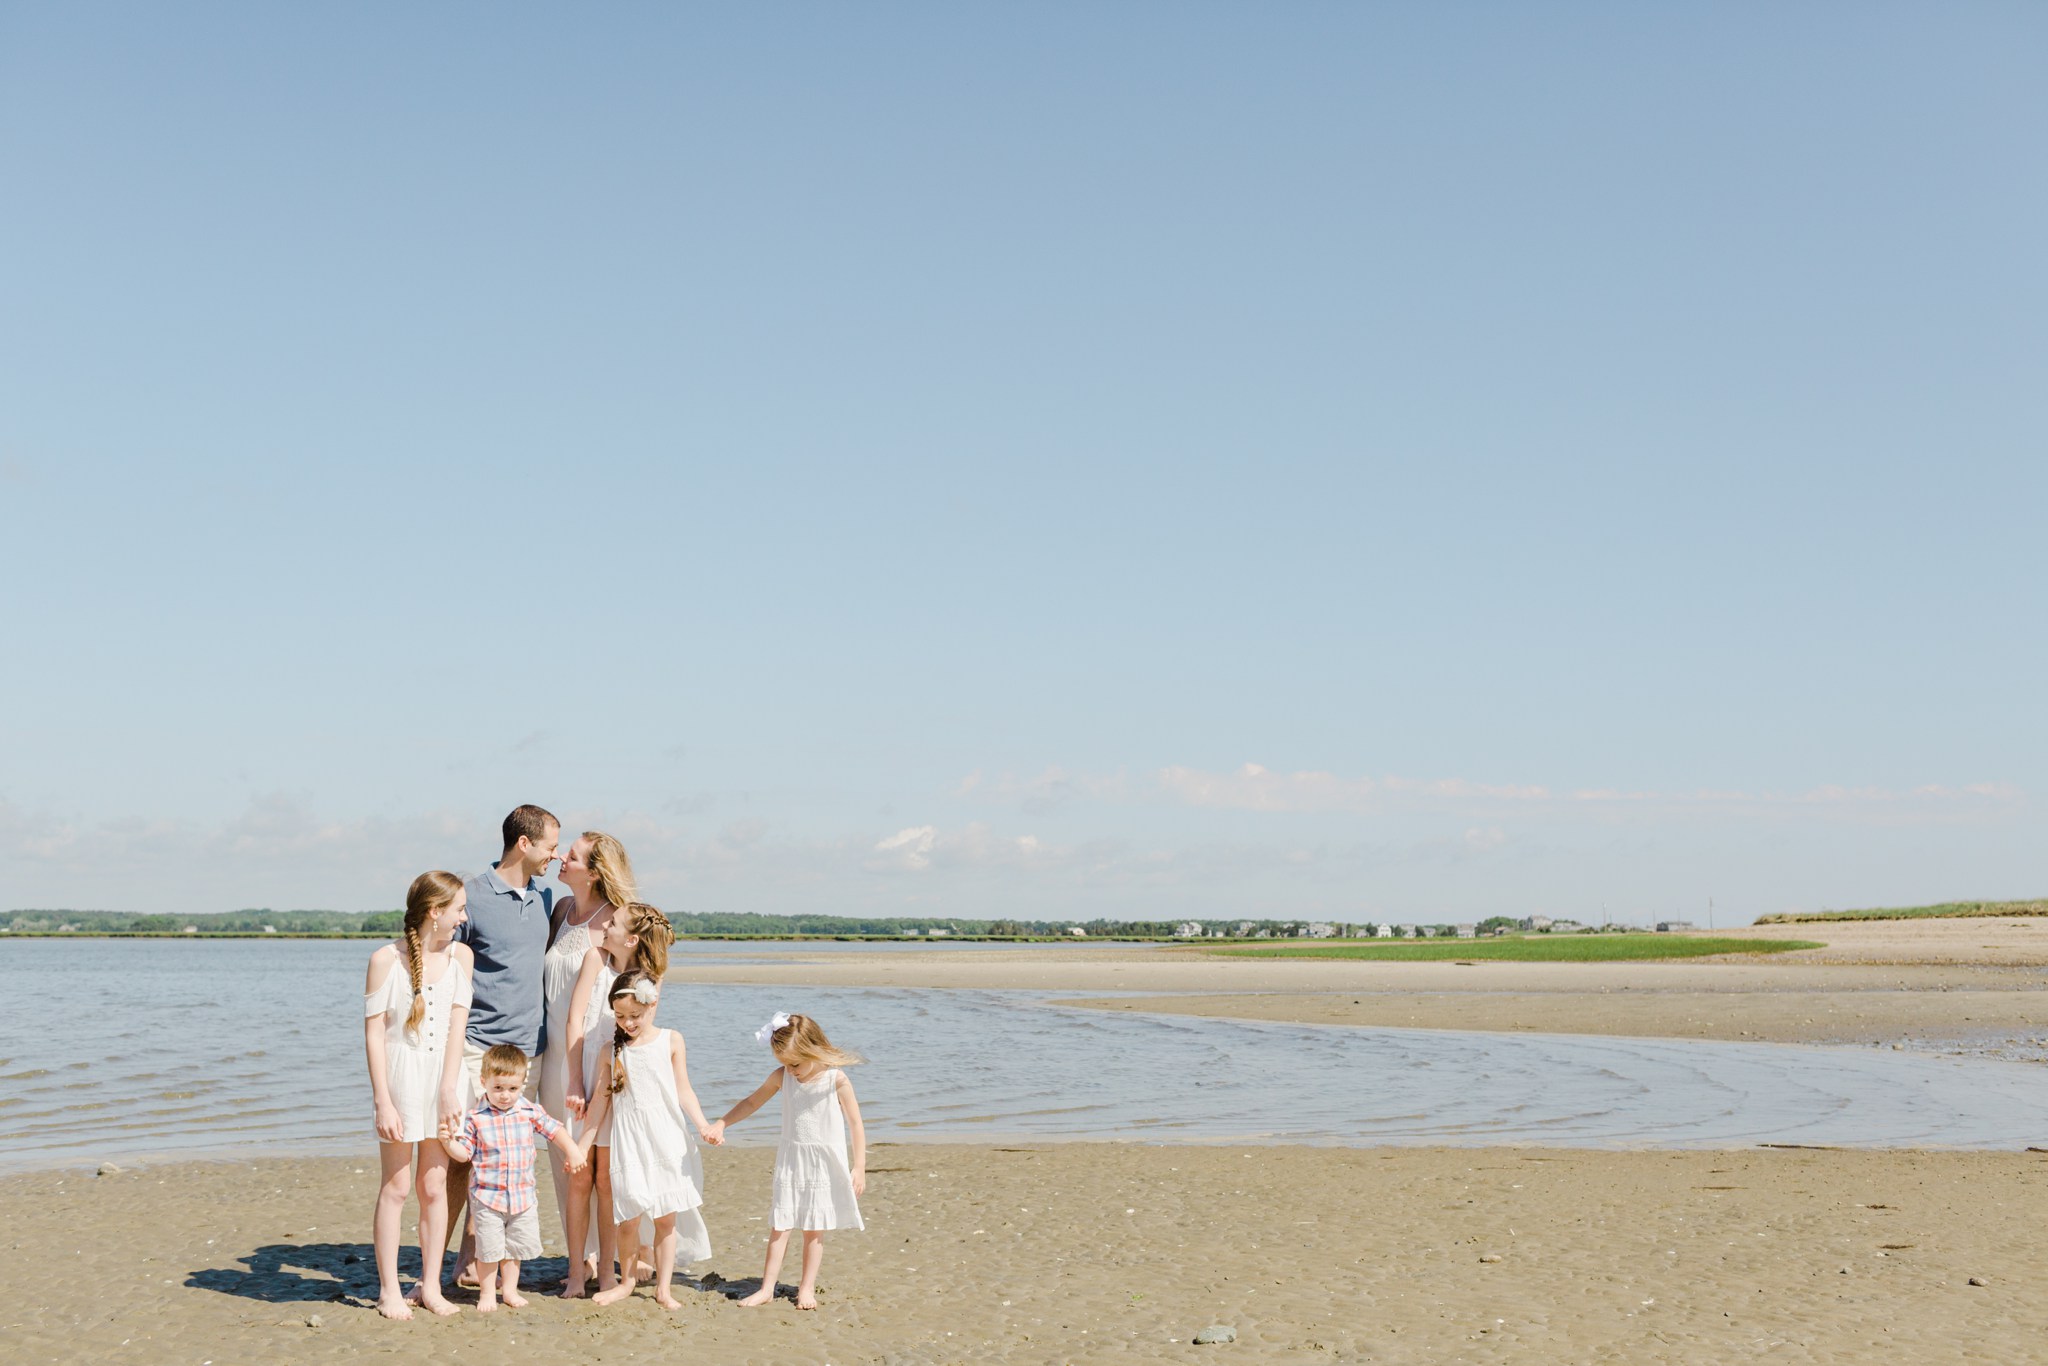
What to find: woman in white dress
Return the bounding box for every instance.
[363,870,474,1320]
[540,829,635,1290]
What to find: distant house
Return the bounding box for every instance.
[1550,919,1587,933]
[183,926,199,935]
[1174,921,1204,938]
[1522,915,1553,932]
[1308,922,1337,939]
[1655,920,1697,933]
[1233,921,1257,937]
[927,928,950,937]
[1375,923,1394,938]
[263,925,277,934]
[1396,924,1418,938]
[1455,924,1477,939]
[1068,927,1087,937]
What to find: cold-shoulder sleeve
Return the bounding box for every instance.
[363,969,397,1019]
[452,958,474,1013]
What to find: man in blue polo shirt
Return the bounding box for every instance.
[444,803,560,1289]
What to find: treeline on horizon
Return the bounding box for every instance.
[0,907,1357,939]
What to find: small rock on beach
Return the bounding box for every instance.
[1193,1324,1237,1344]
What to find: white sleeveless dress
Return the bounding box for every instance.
[769,1067,864,1231]
[540,914,605,1258]
[364,951,472,1143]
[607,1028,712,1263]
[580,960,619,1144]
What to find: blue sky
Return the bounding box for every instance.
[4,4,2042,921]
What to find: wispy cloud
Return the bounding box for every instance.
[966,762,2025,818]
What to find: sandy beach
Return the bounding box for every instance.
[8,918,2048,1363]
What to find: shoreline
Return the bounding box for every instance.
[667,918,2048,1053]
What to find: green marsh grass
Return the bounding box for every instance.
[1205,934,1820,962]
[1753,899,2045,924]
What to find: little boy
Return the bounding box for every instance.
[442,1045,586,1311]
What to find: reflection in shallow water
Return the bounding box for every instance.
[3,938,2045,1170]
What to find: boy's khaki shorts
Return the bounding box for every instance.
[472,1202,541,1264]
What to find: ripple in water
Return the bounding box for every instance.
[4,938,2048,1171]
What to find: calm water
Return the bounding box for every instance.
[3,938,2046,1172]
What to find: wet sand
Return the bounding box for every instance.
[11,917,2048,1362]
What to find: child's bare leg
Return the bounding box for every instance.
[446,1156,477,1284]
[372,1142,414,1319]
[409,1142,460,1314]
[794,1230,825,1309]
[475,1259,502,1313]
[650,1214,680,1309]
[499,1259,527,1308]
[736,1227,792,1306]
[560,1159,594,1297]
[591,1217,640,1305]
[592,1148,619,1290]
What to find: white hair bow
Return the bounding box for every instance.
[627,979,660,1005]
[755,1011,791,1047]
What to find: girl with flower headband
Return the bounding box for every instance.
[573,968,721,1310]
[706,1012,867,1310]
[558,902,675,1297]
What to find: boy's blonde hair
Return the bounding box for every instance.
[480,1044,529,1080]
[770,1013,865,1070]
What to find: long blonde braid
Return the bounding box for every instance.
[400,870,463,1038]
[619,902,674,982]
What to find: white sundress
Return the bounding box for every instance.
[769,1067,864,1232]
[364,949,472,1144]
[607,1028,712,1263]
[580,959,619,1144]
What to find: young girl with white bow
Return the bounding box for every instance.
[574,969,720,1310]
[706,1012,867,1310]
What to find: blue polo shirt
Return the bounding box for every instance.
[456,866,554,1055]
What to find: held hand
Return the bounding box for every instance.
[566,1088,586,1121]
[375,1102,405,1144]
[700,1121,725,1146]
[852,1166,867,1197]
[438,1088,463,1136]
[565,1142,589,1174]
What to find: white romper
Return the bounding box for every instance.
[769,1067,864,1232]
[364,950,473,1144]
[606,1028,712,1263]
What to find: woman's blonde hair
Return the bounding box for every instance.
[401,870,464,1038]
[770,1013,865,1070]
[582,830,637,910]
[607,969,659,1096]
[616,901,674,981]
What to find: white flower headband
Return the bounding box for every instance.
[626,979,660,1005]
[754,1011,791,1047]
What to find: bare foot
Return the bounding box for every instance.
[654,1290,681,1310]
[559,1278,587,1299]
[591,1278,637,1306]
[375,1294,415,1321]
[476,1294,499,1314]
[500,1288,528,1308]
[795,1290,819,1310]
[583,1253,600,1281]
[415,1289,460,1317]
[454,1266,480,1290]
[735,1287,775,1307]
[635,1257,656,1279]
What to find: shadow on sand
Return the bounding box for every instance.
[186,1243,578,1305]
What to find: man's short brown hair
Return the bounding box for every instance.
[480,1044,530,1080]
[501,804,559,855]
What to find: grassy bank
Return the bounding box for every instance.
[1753,898,2046,925]
[1206,934,1821,962]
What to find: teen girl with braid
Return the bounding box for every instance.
[559,901,676,1296]
[573,968,721,1310]
[362,870,475,1319]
